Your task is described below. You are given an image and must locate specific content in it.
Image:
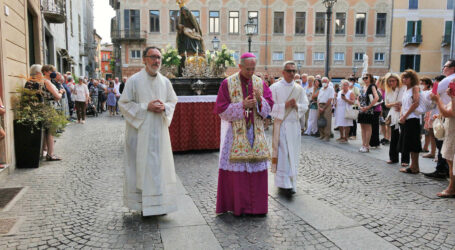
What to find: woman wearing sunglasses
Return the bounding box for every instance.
[357,73,379,152]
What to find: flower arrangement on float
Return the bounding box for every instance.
[160,45,182,78]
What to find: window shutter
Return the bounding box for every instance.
[124,10,130,30]
[415,55,421,72]
[400,55,406,72]
[445,21,452,36]
[406,21,413,39]
[134,10,140,30]
[416,20,422,36]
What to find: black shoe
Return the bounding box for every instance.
[423,171,449,179]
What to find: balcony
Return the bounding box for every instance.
[442,35,451,47]
[403,35,422,46]
[111,30,147,43]
[41,0,65,24]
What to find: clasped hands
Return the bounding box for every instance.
[148,99,165,113]
[243,88,262,109]
[286,99,297,110]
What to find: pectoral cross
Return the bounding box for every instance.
[245,109,252,117]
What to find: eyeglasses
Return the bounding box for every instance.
[144,55,161,60]
[443,65,452,69]
[284,69,296,73]
[362,77,368,80]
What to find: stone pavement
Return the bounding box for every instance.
[0,113,454,249]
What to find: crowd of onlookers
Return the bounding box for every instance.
[260,59,455,198]
[24,64,128,162]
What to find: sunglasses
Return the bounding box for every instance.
[362,77,368,80]
[284,69,296,73]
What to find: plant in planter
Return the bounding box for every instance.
[161,45,181,78]
[12,83,68,168]
[212,44,236,77]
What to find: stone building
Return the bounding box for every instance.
[390,0,454,78]
[0,0,43,175]
[101,43,113,80]
[109,0,392,79]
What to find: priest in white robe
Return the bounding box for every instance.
[270,61,309,194]
[119,46,178,216]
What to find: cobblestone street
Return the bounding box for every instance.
[1,113,455,249]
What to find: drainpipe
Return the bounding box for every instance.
[388,0,394,72]
[265,0,269,72]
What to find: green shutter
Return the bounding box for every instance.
[416,20,422,35]
[415,55,421,72]
[400,55,406,72]
[124,10,130,30]
[407,21,413,36]
[445,21,452,36]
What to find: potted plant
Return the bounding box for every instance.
[12,84,68,168]
[212,45,236,77]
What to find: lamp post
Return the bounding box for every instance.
[244,18,257,52]
[297,61,301,74]
[323,0,337,77]
[212,36,220,51]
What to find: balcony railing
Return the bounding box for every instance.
[111,30,147,43]
[403,35,422,45]
[41,0,65,24]
[442,35,451,47]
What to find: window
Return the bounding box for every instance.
[335,13,345,35]
[209,11,220,34]
[448,0,454,9]
[191,10,200,23]
[405,20,422,43]
[400,54,421,72]
[374,53,385,61]
[70,0,73,36]
[444,21,452,42]
[376,13,386,36]
[313,52,324,61]
[334,52,344,61]
[232,51,240,63]
[272,52,284,62]
[409,0,418,9]
[355,13,366,35]
[149,10,159,32]
[274,12,284,34]
[295,12,306,34]
[102,54,109,61]
[169,10,179,33]
[248,11,259,34]
[354,53,364,61]
[315,12,325,35]
[124,9,140,35]
[78,14,81,43]
[130,50,141,59]
[293,52,305,62]
[229,11,239,34]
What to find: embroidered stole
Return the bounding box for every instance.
[227,73,270,163]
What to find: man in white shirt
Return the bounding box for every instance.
[424,60,455,179]
[114,77,121,114]
[317,77,335,141]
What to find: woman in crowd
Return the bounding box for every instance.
[384,73,408,165]
[430,80,455,197]
[370,77,382,148]
[421,77,436,158]
[41,65,64,161]
[334,80,356,143]
[305,78,322,136]
[72,78,89,124]
[302,75,315,134]
[357,73,379,153]
[378,77,391,145]
[106,81,117,116]
[399,69,421,174]
[348,77,360,140]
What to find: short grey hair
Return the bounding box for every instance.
[30,64,42,76]
[282,61,296,70]
[321,77,329,82]
[340,79,349,85]
[240,57,257,65]
[301,73,308,78]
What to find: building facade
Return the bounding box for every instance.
[101,44,113,80]
[390,0,453,78]
[110,0,392,79]
[0,0,43,175]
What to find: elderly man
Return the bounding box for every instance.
[270,61,308,194]
[114,77,121,114]
[215,53,274,216]
[119,46,178,216]
[317,77,335,141]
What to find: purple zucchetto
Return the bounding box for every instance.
[240,52,256,59]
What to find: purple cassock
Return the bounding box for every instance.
[214,74,274,216]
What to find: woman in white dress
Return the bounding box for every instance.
[305,78,322,136]
[335,80,356,143]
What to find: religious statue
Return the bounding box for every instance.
[362,53,369,76]
[176,0,205,56]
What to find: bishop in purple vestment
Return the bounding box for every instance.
[214,53,273,216]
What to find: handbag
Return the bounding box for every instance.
[384,115,392,126]
[344,105,359,120]
[433,116,445,140]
